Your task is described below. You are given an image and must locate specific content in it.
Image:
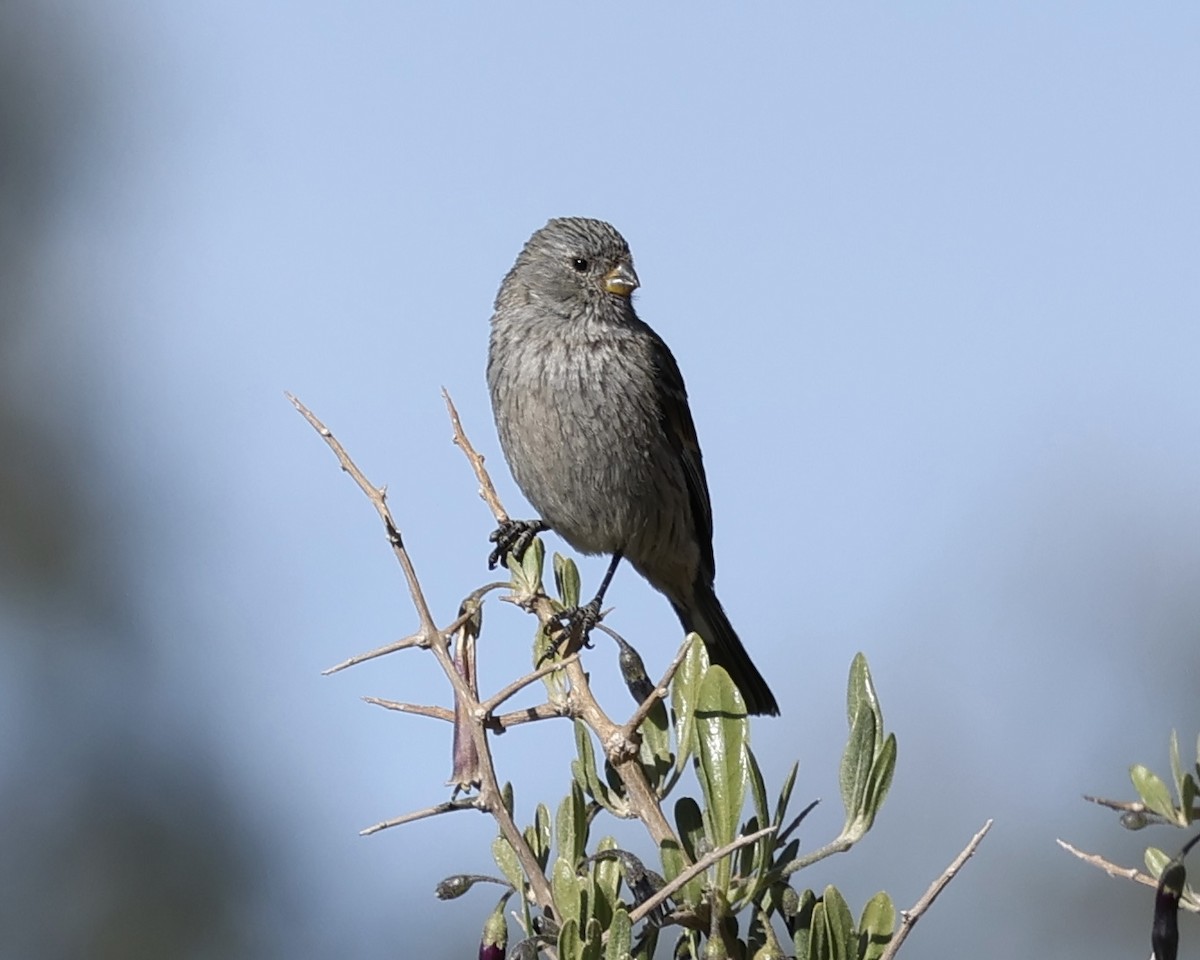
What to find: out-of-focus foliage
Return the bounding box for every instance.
[0,6,288,958]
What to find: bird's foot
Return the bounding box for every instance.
[553,596,603,637]
[488,518,548,570]
[538,598,604,665]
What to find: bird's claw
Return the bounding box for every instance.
[553,598,603,636]
[487,518,548,570]
[537,599,603,666]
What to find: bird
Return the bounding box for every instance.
[486,217,779,716]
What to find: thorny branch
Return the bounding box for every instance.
[292,389,699,930]
[294,389,986,955]
[1056,839,1158,890]
[877,819,993,960]
[288,392,556,916]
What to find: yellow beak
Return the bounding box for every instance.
[603,262,640,297]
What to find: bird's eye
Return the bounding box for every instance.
[570,257,589,273]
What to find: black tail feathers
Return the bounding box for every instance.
[674,584,780,717]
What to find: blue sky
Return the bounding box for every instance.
[17,3,1200,956]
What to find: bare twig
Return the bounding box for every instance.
[361,798,481,835]
[620,635,693,738]
[480,653,581,714]
[877,819,993,960]
[491,703,567,728]
[1081,794,1197,825]
[363,697,454,722]
[323,630,441,676]
[288,392,439,638]
[1084,794,1153,814]
[290,392,557,917]
[323,592,510,675]
[1056,838,1158,889]
[780,833,854,875]
[626,825,777,927]
[444,389,508,523]
[291,395,479,718]
[361,652,578,724]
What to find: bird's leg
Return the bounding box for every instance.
[584,550,623,620]
[488,518,548,569]
[541,552,624,665]
[552,551,623,636]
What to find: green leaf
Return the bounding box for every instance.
[840,656,894,840]
[1182,773,1197,826]
[839,695,875,835]
[775,837,800,873]
[579,856,597,932]
[820,886,855,960]
[506,534,545,598]
[554,552,581,609]
[670,801,707,906]
[557,781,588,869]
[637,698,673,793]
[557,918,581,960]
[492,836,524,893]
[581,918,604,960]
[758,882,789,923]
[857,892,896,960]
[736,815,760,889]
[534,623,560,689]
[779,884,801,920]
[524,803,552,871]
[573,721,623,815]
[1169,730,1198,825]
[591,837,621,929]
[1170,730,1184,798]
[775,761,799,828]
[1146,846,1172,878]
[605,908,633,960]
[1132,764,1178,822]
[672,634,709,772]
[553,855,583,928]
[674,796,705,862]
[659,838,685,883]
[598,758,631,815]
[480,895,508,953]
[846,653,883,734]
[571,721,598,784]
[736,753,779,899]
[694,665,749,895]
[748,746,770,837]
[860,733,897,832]
[808,900,830,960]
[521,535,545,591]
[792,888,818,960]
[660,838,703,909]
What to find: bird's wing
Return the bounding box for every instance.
[651,332,717,581]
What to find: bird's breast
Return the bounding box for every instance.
[489,324,677,554]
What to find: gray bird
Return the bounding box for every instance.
[487,217,779,716]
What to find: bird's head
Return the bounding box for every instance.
[503,217,640,316]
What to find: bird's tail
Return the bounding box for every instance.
[674,584,780,717]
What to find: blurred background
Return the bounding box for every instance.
[2,2,1197,957]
